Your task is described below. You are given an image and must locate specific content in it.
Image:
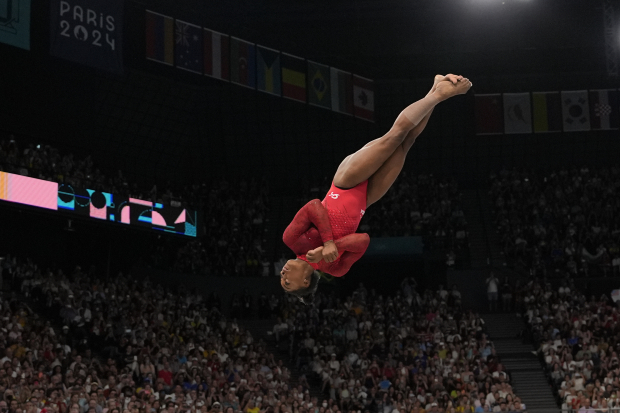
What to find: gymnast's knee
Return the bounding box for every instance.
[382,129,408,149]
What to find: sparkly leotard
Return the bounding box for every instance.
[282,181,370,277]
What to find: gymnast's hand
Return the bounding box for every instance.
[306,247,324,263]
[322,240,339,263]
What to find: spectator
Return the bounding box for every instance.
[490,167,620,278]
[4,254,310,413]
[486,272,499,312]
[273,277,524,412]
[524,277,620,411]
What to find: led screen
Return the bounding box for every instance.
[0,172,197,237]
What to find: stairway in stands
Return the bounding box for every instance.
[484,313,559,413]
[240,317,324,401]
[461,189,505,268]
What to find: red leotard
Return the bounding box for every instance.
[282,181,370,277]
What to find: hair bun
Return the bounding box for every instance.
[300,294,315,305]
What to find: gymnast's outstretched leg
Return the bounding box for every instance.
[332,75,472,206]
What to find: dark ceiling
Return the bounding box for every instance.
[133,0,609,79]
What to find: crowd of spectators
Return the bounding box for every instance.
[490,167,620,278]
[524,277,620,412]
[298,173,469,253]
[1,254,317,413]
[273,279,525,413]
[168,178,270,276]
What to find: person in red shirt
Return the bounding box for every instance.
[281,74,472,303]
[157,361,173,386]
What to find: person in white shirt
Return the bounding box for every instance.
[272,318,288,342]
[345,326,358,342]
[486,272,499,312]
[328,354,340,372]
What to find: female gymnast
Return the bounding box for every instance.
[281,74,472,304]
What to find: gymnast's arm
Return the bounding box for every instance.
[282,199,334,253]
[327,233,371,277]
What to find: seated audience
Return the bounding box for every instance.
[491,167,620,277]
[523,277,620,411]
[274,278,524,412]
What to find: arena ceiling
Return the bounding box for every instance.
[134,0,607,79]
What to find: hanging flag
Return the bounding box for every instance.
[589,89,619,130]
[145,11,174,65]
[202,29,230,80]
[503,93,532,134]
[308,61,331,109]
[203,28,229,80]
[330,68,353,115]
[174,20,202,74]
[50,0,123,74]
[562,90,590,132]
[352,75,374,122]
[532,92,562,133]
[256,45,281,96]
[475,94,503,135]
[230,37,256,89]
[0,0,30,50]
[281,53,306,103]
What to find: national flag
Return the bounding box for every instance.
[230,37,256,89]
[503,93,532,134]
[281,53,306,102]
[174,20,202,74]
[532,92,562,133]
[353,75,374,122]
[308,61,331,109]
[256,45,281,96]
[0,0,30,50]
[475,94,503,135]
[589,89,619,130]
[562,90,590,132]
[203,28,229,80]
[330,67,353,115]
[145,10,174,65]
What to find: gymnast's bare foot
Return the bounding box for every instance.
[434,77,472,101]
[430,74,462,94]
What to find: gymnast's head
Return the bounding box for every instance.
[280,259,320,305]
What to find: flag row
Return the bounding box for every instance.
[145,10,375,121]
[475,90,620,135]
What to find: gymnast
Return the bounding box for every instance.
[281,74,472,304]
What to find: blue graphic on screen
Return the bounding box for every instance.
[57,183,197,237]
[0,172,197,237]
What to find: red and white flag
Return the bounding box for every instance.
[353,75,374,122]
[203,28,229,81]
